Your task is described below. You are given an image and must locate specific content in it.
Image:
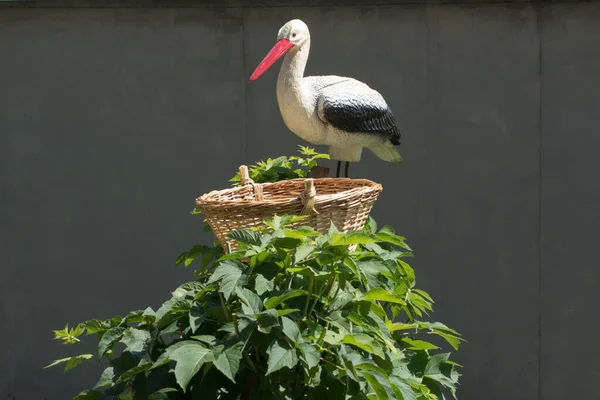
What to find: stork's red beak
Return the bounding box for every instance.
[249,38,295,82]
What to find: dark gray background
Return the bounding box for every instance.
[1,1,599,399]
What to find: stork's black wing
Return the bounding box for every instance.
[315,78,401,145]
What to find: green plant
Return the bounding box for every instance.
[229,146,330,185]
[47,216,464,399]
[191,145,329,217]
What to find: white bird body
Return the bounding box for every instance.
[250,19,403,176]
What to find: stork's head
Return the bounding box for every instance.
[249,19,310,82]
[277,19,310,47]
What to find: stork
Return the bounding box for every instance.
[249,19,403,178]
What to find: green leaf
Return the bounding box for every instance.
[328,291,354,313]
[427,322,461,335]
[116,360,153,384]
[378,225,395,235]
[361,370,393,399]
[193,286,215,302]
[52,323,85,344]
[218,250,247,261]
[331,231,377,246]
[399,337,439,351]
[433,330,464,351]
[98,327,126,358]
[267,214,285,230]
[148,388,179,400]
[184,246,205,267]
[255,274,275,295]
[281,316,303,343]
[298,343,320,370]
[376,232,412,251]
[257,309,280,334]
[80,319,113,335]
[277,308,301,317]
[413,289,434,303]
[189,303,206,333]
[407,351,429,377]
[365,217,378,234]
[208,260,247,300]
[285,226,320,239]
[236,287,263,315]
[360,288,406,305]
[155,299,187,330]
[294,242,314,263]
[120,328,152,353]
[356,260,388,289]
[213,342,243,383]
[191,335,217,346]
[342,333,384,359]
[424,353,459,388]
[389,376,417,400]
[323,330,345,345]
[73,390,106,400]
[142,307,156,322]
[360,370,400,400]
[208,260,243,283]
[228,229,262,246]
[44,354,94,372]
[264,289,309,309]
[171,299,193,313]
[266,340,299,375]
[151,340,190,370]
[328,222,340,237]
[272,236,303,250]
[176,251,188,266]
[94,366,115,389]
[169,342,214,392]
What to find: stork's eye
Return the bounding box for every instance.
[291,32,297,38]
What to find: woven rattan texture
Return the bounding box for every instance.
[195,177,382,252]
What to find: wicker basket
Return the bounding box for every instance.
[195,166,383,252]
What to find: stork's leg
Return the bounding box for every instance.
[336,161,341,178]
[344,162,350,178]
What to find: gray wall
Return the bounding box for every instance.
[1,1,599,399]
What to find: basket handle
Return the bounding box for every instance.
[300,178,319,215]
[239,165,264,201]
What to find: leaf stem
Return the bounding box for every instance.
[327,276,337,297]
[303,275,314,317]
[232,313,240,336]
[317,327,327,345]
[319,356,344,370]
[243,352,258,373]
[219,292,230,322]
[308,277,331,315]
[254,345,260,362]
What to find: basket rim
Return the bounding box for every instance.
[195,177,382,207]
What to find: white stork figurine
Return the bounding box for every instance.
[249,19,403,178]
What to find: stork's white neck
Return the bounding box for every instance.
[277,38,310,94]
[275,37,327,144]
